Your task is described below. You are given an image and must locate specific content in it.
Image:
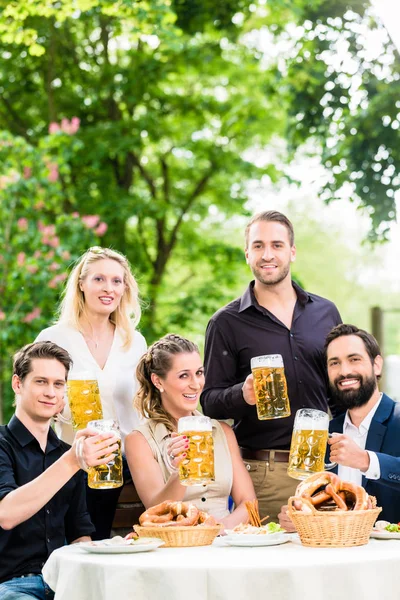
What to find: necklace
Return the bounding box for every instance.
[80,320,114,350]
[80,330,100,348]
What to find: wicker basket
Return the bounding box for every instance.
[133,524,222,548]
[288,497,381,548]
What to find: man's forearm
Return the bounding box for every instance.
[0,449,79,530]
[201,383,249,420]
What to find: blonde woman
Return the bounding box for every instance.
[125,334,256,530]
[36,246,146,538]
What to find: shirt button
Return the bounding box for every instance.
[47,538,50,543]
[46,509,50,514]
[294,356,298,361]
[299,380,303,384]
[290,333,294,338]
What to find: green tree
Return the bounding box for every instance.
[280,0,400,239]
[0,127,105,421]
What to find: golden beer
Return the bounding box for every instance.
[67,379,103,430]
[87,419,123,490]
[251,355,290,420]
[287,408,335,480]
[177,416,215,486]
[287,429,328,480]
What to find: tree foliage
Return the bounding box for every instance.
[280,0,400,239]
[0,127,105,421]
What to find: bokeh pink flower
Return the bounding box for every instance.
[95,222,108,236]
[17,218,28,231]
[49,117,80,135]
[23,307,41,323]
[82,215,100,228]
[17,252,26,267]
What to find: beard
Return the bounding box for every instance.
[329,372,378,410]
[251,261,291,286]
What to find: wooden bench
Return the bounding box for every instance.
[112,481,145,530]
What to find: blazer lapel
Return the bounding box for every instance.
[363,394,394,488]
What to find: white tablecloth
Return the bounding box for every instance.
[43,537,400,600]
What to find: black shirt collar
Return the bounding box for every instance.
[239,280,312,313]
[7,415,61,451]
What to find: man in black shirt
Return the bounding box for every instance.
[201,210,342,521]
[0,341,119,599]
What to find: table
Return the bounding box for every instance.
[43,537,400,600]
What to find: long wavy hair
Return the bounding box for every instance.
[58,247,141,349]
[135,334,199,432]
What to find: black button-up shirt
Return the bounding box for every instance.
[0,416,94,584]
[201,281,342,450]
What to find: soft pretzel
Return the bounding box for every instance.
[295,472,343,508]
[198,510,217,526]
[294,472,370,512]
[138,501,200,527]
[139,500,175,526]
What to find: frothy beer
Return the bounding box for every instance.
[177,416,215,486]
[288,409,333,480]
[67,379,103,430]
[251,355,290,420]
[87,419,123,490]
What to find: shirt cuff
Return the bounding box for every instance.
[363,451,380,480]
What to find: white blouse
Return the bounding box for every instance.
[35,322,147,447]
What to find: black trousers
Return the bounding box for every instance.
[85,456,131,540]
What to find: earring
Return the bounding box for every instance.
[159,387,164,393]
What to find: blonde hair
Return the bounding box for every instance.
[135,334,199,432]
[58,247,141,349]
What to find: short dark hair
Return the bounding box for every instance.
[324,324,382,363]
[13,341,73,381]
[245,210,295,248]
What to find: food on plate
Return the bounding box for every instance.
[291,472,377,513]
[228,498,286,534]
[134,501,218,529]
[374,520,400,533]
[231,522,285,535]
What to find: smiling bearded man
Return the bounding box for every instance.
[326,324,400,523]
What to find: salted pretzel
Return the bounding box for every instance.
[138,501,200,527]
[198,510,217,526]
[294,472,369,512]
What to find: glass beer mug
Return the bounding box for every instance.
[67,373,103,430]
[86,419,123,490]
[251,354,291,420]
[177,416,215,486]
[287,408,336,480]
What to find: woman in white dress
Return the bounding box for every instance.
[36,246,146,539]
[125,334,255,529]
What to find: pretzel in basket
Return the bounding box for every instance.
[293,472,370,512]
[139,501,200,527]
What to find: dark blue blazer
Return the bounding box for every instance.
[329,393,400,523]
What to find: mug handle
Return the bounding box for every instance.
[75,437,90,472]
[324,433,337,471]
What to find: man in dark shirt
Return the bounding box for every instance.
[0,341,119,600]
[201,210,342,521]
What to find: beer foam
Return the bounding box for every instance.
[251,354,283,369]
[294,415,329,430]
[177,415,212,433]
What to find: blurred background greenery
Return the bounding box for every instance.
[1,0,400,421]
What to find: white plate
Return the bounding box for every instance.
[223,534,290,547]
[80,538,164,554]
[370,530,400,540]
